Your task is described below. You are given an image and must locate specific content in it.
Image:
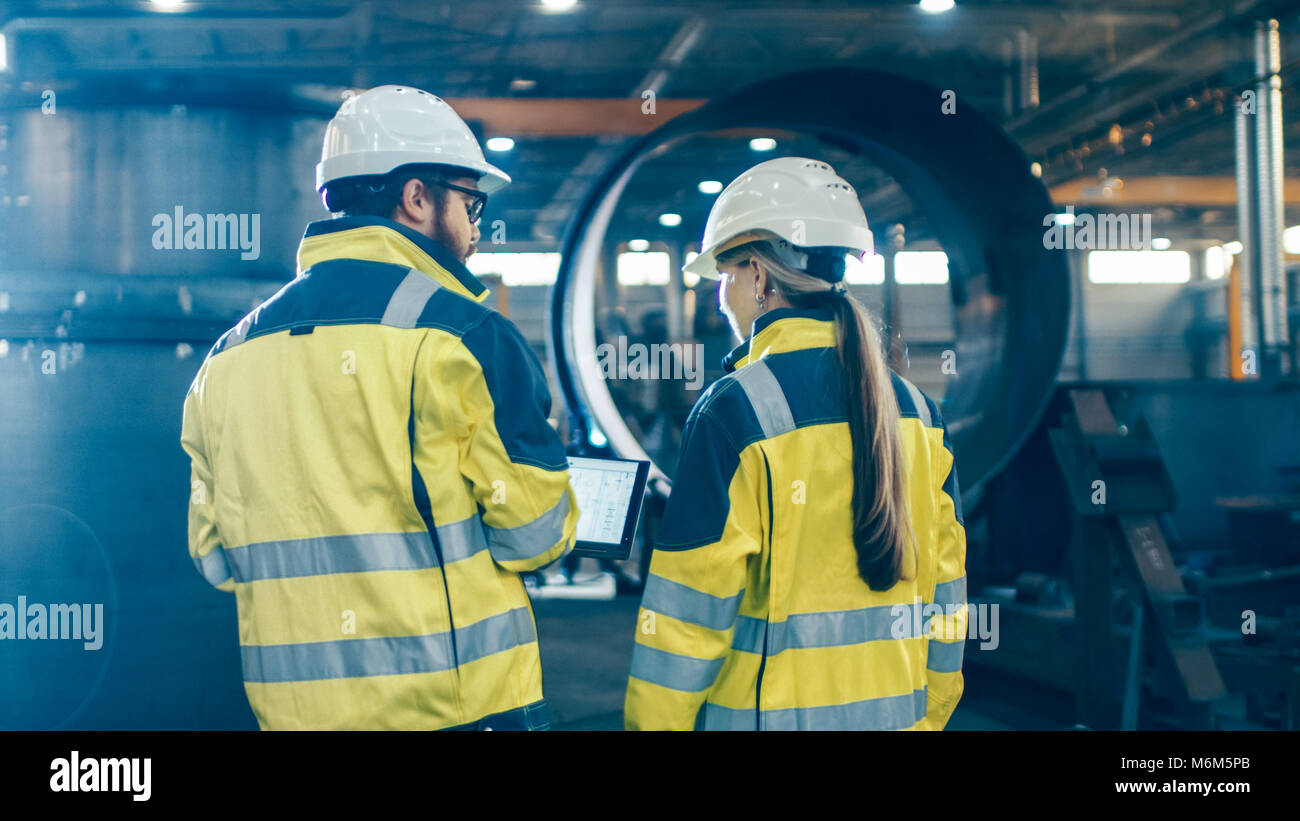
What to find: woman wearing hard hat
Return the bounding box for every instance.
[624,157,967,730]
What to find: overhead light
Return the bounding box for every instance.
[1151,237,1172,251]
[540,0,579,12]
[658,213,682,227]
[589,426,607,447]
[628,239,650,252]
[1224,240,1243,255]
[749,138,777,152]
[508,78,537,93]
[150,0,188,11]
[1030,162,1042,178]
[0,34,7,72]
[485,137,515,152]
[1284,225,1300,255]
[698,180,723,194]
[919,0,955,12]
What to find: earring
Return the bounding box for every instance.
[755,291,766,309]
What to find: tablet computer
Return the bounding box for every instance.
[566,456,651,561]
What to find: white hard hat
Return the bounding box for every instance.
[684,156,873,280]
[316,85,510,195]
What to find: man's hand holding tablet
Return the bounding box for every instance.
[566,456,650,560]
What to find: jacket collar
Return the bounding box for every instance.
[296,216,488,302]
[722,307,837,372]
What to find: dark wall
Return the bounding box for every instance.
[0,341,256,729]
[980,379,1300,586]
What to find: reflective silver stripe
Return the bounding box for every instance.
[223,314,253,351]
[194,548,233,587]
[241,607,536,684]
[242,631,456,683]
[733,359,795,438]
[927,638,965,674]
[381,268,440,329]
[701,687,928,731]
[641,574,743,631]
[732,602,930,655]
[933,576,966,607]
[458,607,536,665]
[436,515,489,565]
[900,377,932,427]
[225,532,440,583]
[629,644,725,693]
[485,492,570,564]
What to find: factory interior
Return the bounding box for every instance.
[0,0,1298,735]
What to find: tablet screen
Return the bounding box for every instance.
[568,457,639,544]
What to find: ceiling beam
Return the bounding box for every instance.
[447,97,705,136]
[1050,175,1300,206]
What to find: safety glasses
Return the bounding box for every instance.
[433,179,488,224]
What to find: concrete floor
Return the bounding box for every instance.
[532,593,1054,731]
[533,595,640,730]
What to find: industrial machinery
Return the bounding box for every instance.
[550,67,1071,497]
[548,67,1300,730]
[1,67,1296,730]
[979,380,1300,729]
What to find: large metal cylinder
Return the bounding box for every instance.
[3,102,323,279]
[0,94,325,729]
[550,67,1071,496]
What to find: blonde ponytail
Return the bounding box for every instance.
[717,241,915,590]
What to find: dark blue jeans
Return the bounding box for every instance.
[443,700,551,731]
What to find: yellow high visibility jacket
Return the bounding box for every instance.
[181,216,578,730]
[625,307,967,730]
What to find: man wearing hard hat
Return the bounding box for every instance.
[181,86,578,730]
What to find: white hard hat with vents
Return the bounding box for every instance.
[316,84,511,195]
[684,156,873,280]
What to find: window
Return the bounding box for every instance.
[844,251,949,284]
[844,253,884,284]
[1087,250,1191,284]
[683,251,700,287]
[895,251,949,284]
[466,252,560,286]
[1205,246,1229,281]
[616,251,670,286]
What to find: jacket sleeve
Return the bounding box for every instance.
[419,312,578,574]
[917,395,967,730]
[625,406,763,730]
[180,364,235,593]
